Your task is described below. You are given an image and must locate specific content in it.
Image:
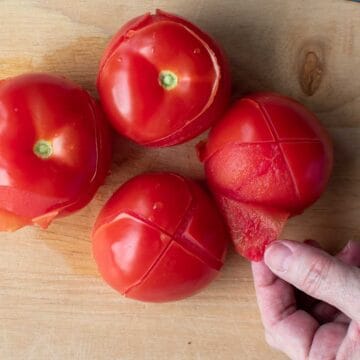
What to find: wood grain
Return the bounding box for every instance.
[0,1,359,359]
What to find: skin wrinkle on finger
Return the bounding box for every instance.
[265,240,360,323]
[299,253,333,296]
[271,310,319,360]
[259,280,298,328]
[252,261,321,360]
[252,261,297,329]
[331,265,360,323]
[309,240,360,324]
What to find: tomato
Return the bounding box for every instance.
[97,9,230,147]
[0,73,111,231]
[92,172,228,302]
[199,93,333,261]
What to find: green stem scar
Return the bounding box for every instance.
[33,140,53,159]
[159,70,178,90]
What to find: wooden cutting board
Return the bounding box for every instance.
[0,1,359,359]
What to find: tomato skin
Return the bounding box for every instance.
[97,9,230,147]
[200,93,333,261]
[0,73,111,231]
[92,172,228,302]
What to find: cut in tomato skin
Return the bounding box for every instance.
[92,172,229,302]
[97,9,231,147]
[200,93,333,261]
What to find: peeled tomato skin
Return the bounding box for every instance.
[205,143,298,212]
[214,193,290,261]
[205,144,293,261]
[201,93,333,261]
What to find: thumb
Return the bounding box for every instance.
[264,240,360,323]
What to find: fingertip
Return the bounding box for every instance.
[251,259,268,275]
[251,259,277,287]
[251,259,263,270]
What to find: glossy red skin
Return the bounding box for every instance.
[92,172,228,302]
[97,9,230,147]
[0,73,111,231]
[200,93,333,261]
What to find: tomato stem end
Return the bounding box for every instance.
[33,140,53,159]
[159,70,178,90]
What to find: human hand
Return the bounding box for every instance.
[252,239,360,360]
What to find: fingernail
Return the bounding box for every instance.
[264,242,293,272]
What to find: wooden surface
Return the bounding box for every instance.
[0,1,359,359]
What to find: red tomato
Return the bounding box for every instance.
[0,73,111,231]
[199,93,333,261]
[97,9,230,147]
[92,172,228,302]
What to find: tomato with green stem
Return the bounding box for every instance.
[97,9,230,147]
[0,73,111,231]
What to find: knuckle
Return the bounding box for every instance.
[300,255,333,295]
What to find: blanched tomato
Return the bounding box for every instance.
[97,9,230,147]
[92,172,228,302]
[0,73,111,231]
[200,93,333,261]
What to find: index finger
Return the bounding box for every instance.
[252,261,319,359]
[252,260,296,328]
